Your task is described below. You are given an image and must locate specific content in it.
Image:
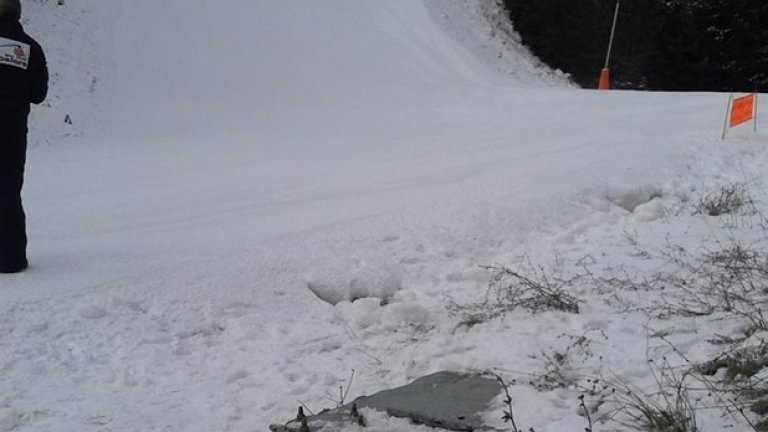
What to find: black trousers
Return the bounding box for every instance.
[0,112,28,270]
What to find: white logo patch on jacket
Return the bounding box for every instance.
[0,36,30,70]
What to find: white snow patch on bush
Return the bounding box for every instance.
[307,260,402,305]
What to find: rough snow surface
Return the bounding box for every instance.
[2,1,768,432]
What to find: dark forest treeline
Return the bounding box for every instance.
[502,0,768,91]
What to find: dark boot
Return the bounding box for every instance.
[0,258,27,273]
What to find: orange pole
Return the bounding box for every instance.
[599,0,620,91]
[598,68,610,90]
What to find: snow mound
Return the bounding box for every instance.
[604,185,664,213]
[632,198,666,222]
[307,260,403,305]
[333,294,431,330]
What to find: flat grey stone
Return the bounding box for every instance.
[351,371,502,431]
[268,371,502,431]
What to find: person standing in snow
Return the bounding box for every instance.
[0,0,48,273]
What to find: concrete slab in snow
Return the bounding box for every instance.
[269,371,503,431]
[353,371,502,431]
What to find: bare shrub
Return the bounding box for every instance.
[695,184,754,217]
[589,240,768,331]
[568,331,765,432]
[531,330,606,391]
[600,359,700,432]
[484,371,521,432]
[661,242,768,329]
[483,264,580,313]
[699,343,768,381]
[451,262,580,327]
[695,340,768,429]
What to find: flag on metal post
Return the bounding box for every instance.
[722,92,758,139]
[730,94,755,127]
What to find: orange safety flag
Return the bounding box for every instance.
[730,93,755,127]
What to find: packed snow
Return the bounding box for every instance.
[1,1,767,431]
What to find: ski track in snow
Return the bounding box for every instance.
[1,1,768,431]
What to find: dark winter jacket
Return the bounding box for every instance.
[0,18,48,114]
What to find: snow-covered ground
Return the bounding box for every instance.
[2,1,767,431]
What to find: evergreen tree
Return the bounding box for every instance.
[698,0,768,90]
[502,0,768,91]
